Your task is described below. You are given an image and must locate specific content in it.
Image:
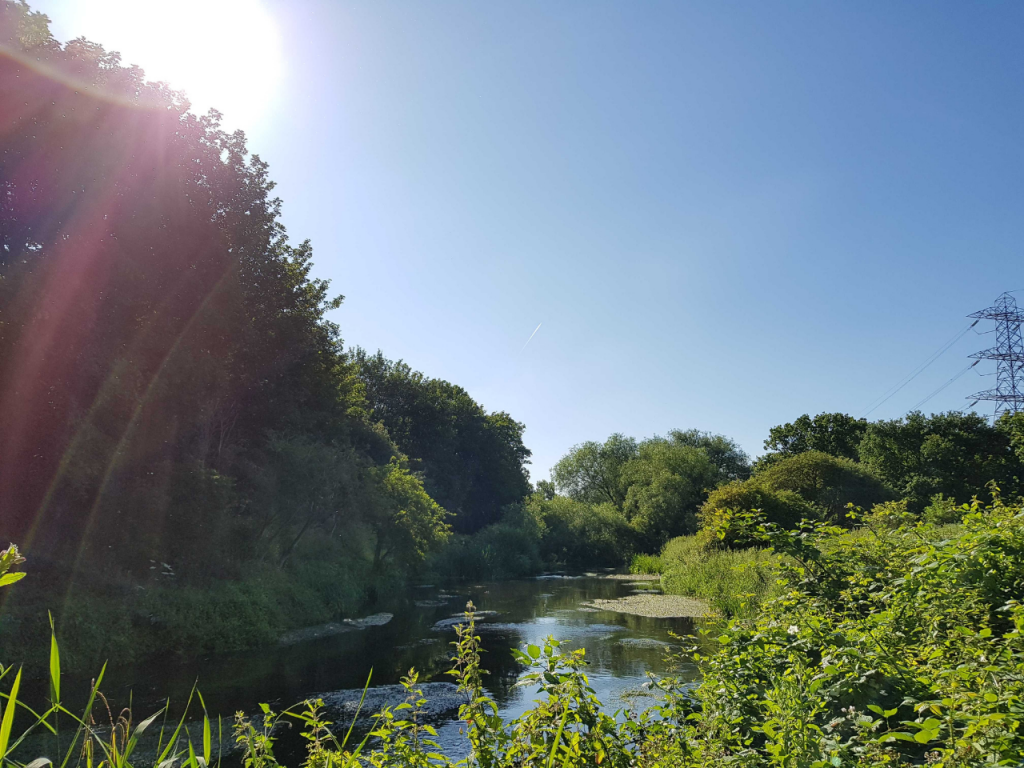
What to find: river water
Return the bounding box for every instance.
[98,573,702,759]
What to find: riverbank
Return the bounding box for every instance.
[0,558,407,670]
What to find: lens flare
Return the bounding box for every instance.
[51,0,284,129]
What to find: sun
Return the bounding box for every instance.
[50,0,284,130]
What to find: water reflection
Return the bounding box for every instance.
[82,575,702,760]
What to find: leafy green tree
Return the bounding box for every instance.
[698,483,816,546]
[700,450,889,545]
[756,450,891,518]
[760,413,868,466]
[367,460,451,573]
[859,411,1018,510]
[997,411,1024,467]
[534,480,556,500]
[352,349,531,534]
[551,434,638,506]
[621,439,721,548]
[668,429,751,480]
[525,495,632,567]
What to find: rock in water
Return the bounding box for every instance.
[344,612,393,629]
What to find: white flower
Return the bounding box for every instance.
[787,625,799,635]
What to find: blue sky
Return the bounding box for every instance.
[35,1,1024,480]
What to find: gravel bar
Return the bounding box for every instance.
[583,594,709,618]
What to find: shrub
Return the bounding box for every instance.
[864,498,916,529]
[659,534,780,617]
[699,482,816,544]
[923,492,969,525]
[755,450,891,517]
[529,496,633,567]
[629,553,664,574]
[424,523,542,583]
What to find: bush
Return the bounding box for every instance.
[755,450,891,517]
[698,452,891,545]
[424,523,543,583]
[629,553,664,574]
[699,482,816,545]
[923,492,969,525]
[528,496,633,568]
[864,498,916,529]
[659,534,780,617]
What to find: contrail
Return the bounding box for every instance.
[521,322,542,352]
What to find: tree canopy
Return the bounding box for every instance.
[761,413,868,464]
[0,3,457,585]
[351,349,531,534]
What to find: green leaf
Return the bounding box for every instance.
[0,573,25,588]
[527,644,541,660]
[0,667,22,758]
[199,695,211,766]
[867,705,884,715]
[48,613,60,705]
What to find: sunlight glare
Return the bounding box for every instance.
[63,0,284,129]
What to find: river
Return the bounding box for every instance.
[90,573,702,760]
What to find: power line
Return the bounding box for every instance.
[861,321,978,418]
[907,361,979,414]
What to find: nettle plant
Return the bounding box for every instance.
[683,501,1024,767]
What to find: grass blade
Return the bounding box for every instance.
[155,686,196,766]
[340,668,372,751]
[0,666,22,758]
[48,612,60,706]
[197,691,211,766]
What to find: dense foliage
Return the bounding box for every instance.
[10,501,1024,767]
[351,350,531,534]
[760,412,868,465]
[545,431,750,556]
[0,1,523,661]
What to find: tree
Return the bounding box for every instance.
[352,349,531,534]
[668,429,751,480]
[997,411,1024,468]
[698,482,817,547]
[620,439,722,550]
[761,413,868,465]
[525,495,632,568]
[0,4,466,593]
[756,450,890,518]
[551,434,638,507]
[859,411,1019,510]
[367,460,451,573]
[699,450,890,545]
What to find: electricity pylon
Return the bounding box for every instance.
[968,292,1024,417]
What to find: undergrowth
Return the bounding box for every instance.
[6,497,1024,765]
[659,534,781,617]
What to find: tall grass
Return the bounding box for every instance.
[659,535,781,617]
[628,554,664,575]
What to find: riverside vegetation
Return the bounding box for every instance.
[4,497,1024,766]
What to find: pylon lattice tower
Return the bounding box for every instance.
[968,292,1024,417]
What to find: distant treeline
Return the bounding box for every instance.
[439,409,1024,580]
